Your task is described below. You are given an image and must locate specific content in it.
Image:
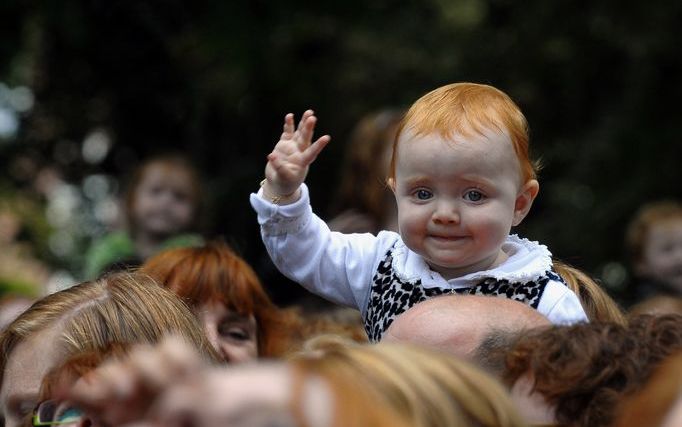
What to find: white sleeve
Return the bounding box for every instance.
[250,184,393,314]
[537,280,589,325]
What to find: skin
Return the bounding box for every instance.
[153,364,332,427]
[194,301,258,363]
[388,129,538,279]
[661,395,682,427]
[638,219,682,293]
[509,373,557,426]
[383,295,550,361]
[384,295,555,426]
[67,338,333,427]
[132,163,195,256]
[0,325,66,427]
[261,110,330,205]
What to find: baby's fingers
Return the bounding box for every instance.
[301,135,331,165]
[281,113,295,139]
[297,114,321,150]
[296,110,314,133]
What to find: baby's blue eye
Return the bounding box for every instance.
[415,189,433,200]
[464,190,484,202]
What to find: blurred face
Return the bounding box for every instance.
[639,219,682,293]
[391,130,537,279]
[509,373,556,426]
[196,300,258,363]
[132,163,195,238]
[0,326,65,427]
[661,395,682,427]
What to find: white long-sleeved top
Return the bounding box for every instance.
[251,184,588,341]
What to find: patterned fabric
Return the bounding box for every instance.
[364,246,563,342]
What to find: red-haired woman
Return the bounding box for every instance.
[140,241,302,362]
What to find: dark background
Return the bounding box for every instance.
[1,0,681,302]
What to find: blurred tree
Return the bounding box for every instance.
[0,0,680,300]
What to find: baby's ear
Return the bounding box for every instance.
[386,177,396,192]
[513,180,539,226]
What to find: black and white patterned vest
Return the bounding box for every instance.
[364,246,564,342]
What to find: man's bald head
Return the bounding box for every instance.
[383,295,550,371]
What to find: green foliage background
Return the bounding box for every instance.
[1,0,681,301]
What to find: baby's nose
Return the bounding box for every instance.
[432,201,460,224]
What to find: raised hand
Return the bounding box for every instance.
[262,110,331,203]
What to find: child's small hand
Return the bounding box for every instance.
[263,110,331,203]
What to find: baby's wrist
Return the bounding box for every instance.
[260,179,301,205]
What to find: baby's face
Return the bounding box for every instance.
[640,219,682,292]
[132,163,195,238]
[391,129,532,279]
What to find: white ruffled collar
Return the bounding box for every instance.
[394,234,553,288]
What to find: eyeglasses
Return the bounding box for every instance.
[32,399,83,426]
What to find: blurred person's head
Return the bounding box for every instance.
[140,240,301,361]
[611,351,682,427]
[503,315,682,427]
[626,200,682,294]
[28,344,131,427]
[125,154,203,240]
[300,307,368,344]
[64,336,524,427]
[384,295,550,375]
[64,336,412,427]
[0,272,217,427]
[553,260,626,324]
[630,295,682,316]
[153,361,409,427]
[292,337,528,427]
[332,109,403,232]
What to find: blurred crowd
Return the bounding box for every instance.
[0,104,681,427]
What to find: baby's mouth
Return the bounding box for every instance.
[429,234,468,241]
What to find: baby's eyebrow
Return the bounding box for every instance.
[458,174,496,188]
[402,176,431,188]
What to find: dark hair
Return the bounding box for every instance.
[331,109,403,230]
[472,328,522,377]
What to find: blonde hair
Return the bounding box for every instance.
[0,272,219,386]
[553,260,626,325]
[291,337,527,427]
[391,82,537,182]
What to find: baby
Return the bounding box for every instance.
[251,83,587,341]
